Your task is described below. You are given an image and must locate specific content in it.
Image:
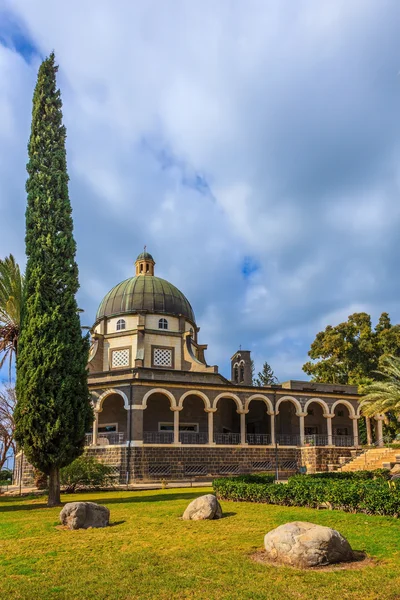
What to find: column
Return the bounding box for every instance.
[172,407,181,445]
[92,411,99,446]
[126,406,131,443]
[298,412,307,446]
[132,406,144,444]
[323,413,334,446]
[375,416,384,446]
[269,412,275,445]
[351,416,360,447]
[206,409,216,445]
[239,411,248,445]
[366,417,372,446]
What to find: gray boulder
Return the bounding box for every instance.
[264,521,353,568]
[60,501,110,530]
[182,494,223,520]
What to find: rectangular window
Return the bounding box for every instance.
[159,422,199,432]
[111,348,130,368]
[305,427,318,435]
[152,346,174,368]
[335,427,348,436]
[98,424,118,433]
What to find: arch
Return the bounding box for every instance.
[178,390,211,410]
[97,388,129,412]
[331,399,356,418]
[275,395,302,415]
[213,392,243,412]
[142,387,177,409]
[245,394,274,414]
[304,397,330,416]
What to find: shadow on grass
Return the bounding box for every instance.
[0,490,204,512]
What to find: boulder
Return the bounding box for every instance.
[182,494,223,520]
[60,501,110,530]
[264,521,353,568]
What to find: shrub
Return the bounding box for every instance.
[0,468,13,486]
[34,469,48,490]
[213,474,400,517]
[290,469,391,482]
[60,455,114,493]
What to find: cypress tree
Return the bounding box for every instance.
[15,53,92,506]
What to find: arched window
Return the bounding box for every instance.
[158,318,168,330]
[234,366,239,383]
[240,365,244,382]
[116,319,126,331]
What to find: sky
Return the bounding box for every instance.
[1,0,400,383]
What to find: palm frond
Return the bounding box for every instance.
[361,355,400,417]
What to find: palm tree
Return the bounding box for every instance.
[0,255,24,379]
[360,356,400,417]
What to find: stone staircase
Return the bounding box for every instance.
[339,447,400,472]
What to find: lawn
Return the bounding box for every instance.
[1,488,400,600]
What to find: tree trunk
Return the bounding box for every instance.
[47,466,61,507]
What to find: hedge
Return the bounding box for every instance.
[290,469,391,481]
[213,473,400,516]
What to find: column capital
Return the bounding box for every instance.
[237,409,249,415]
[296,412,308,418]
[170,406,183,412]
[350,415,360,420]
[205,408,217,413]
[323,413,335,419]
[374,415,386,421]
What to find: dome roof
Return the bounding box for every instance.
[136,251,154,262]
[96,276,196,324]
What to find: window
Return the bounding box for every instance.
[234,366,239,383]
[158,318,168,330]
[308,409,314,416]
[337,410,344,417]
[305,426,318,435]
[116,319,126,331]
[159,423,199,432]
[335,427,348,436]
[98,424,117,433]
[240,366,244,382]
[111,348,130,368]
[152,346,173,367]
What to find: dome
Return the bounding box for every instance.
[136,251,154,262]
[96,276,196,324]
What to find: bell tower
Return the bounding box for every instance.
[135,249,155,276]
[231,349,252,386]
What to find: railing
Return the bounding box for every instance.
[214,432,241,445]
[336,436,392,471]
[304,434,329,446]
[276,434,301,446]
[246,433,271,446]
[332,435,354,447]
[179,432,208,444]
[85,432,125,446]
[143,431,174,444]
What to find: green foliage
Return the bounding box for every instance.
[213,471,400,516]
[60,455,114,493]
[0,468,12,484]
[0,255,24,378]
[14,53,93,478]
[361,355,400,418]
[303,312,400,385]
[254,361,278,386]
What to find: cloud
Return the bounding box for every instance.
[1,0,400,381]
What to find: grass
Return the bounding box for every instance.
[0,488,400,600]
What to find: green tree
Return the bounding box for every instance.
[360,356,400,418]
[254,361,278,386]
[302,312,400,385]
[0,255,24,379]
[15,53,92,507]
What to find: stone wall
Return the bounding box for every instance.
[15,444,357,486]
[301,447,353,474]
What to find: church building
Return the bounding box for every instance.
[81,251,376,482]
[16,251,382,485]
